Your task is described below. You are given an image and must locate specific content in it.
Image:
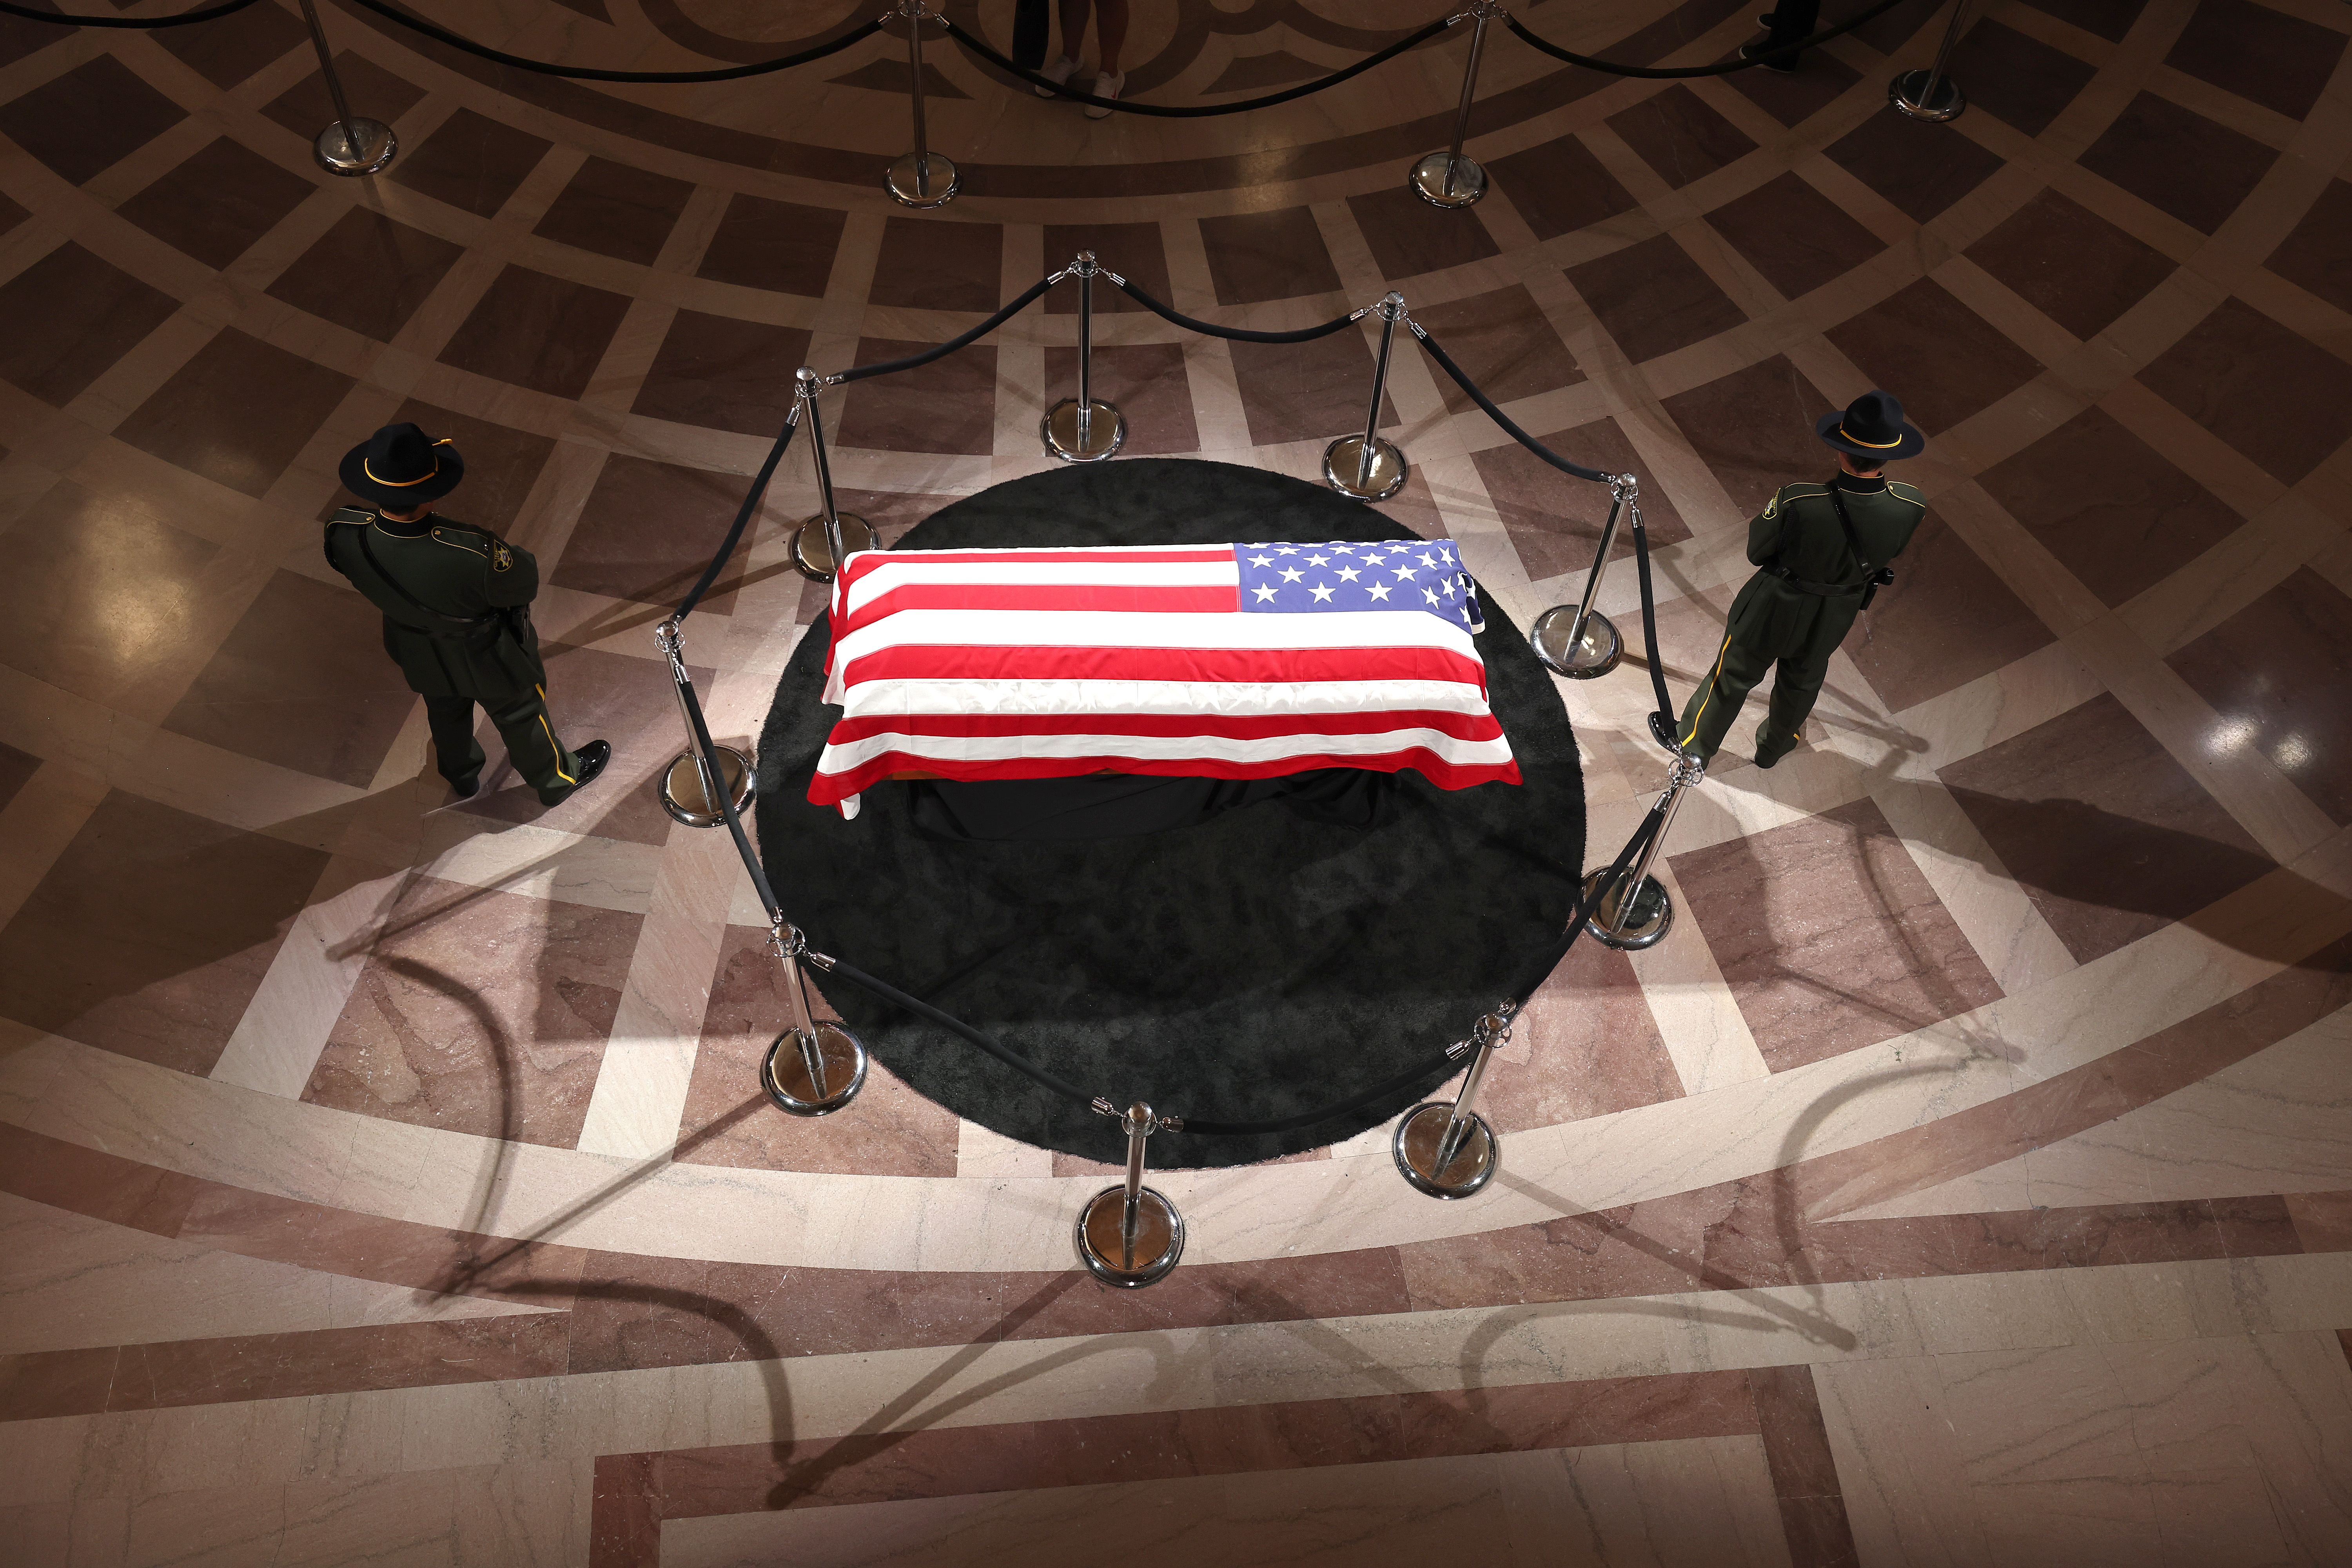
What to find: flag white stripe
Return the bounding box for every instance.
[817,728,1517,771]
[833,678,1495,718]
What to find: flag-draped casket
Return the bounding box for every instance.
[811,540,1522,817]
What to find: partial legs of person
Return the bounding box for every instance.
[1676,628,1779,762]
[423,694,488,797]
[1086,0,1128,116]
[1743,0,1819,71]
[1754,644,1832,769]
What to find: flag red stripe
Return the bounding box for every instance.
[838,642,1491,693]
[811,749,1523,804]
[838,583,1240,638]
[824,709,1504,742]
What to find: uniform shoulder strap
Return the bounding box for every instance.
[354,521,490,628]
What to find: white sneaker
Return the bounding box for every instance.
[1084,70,1124,118]
[1035,55,1078,97]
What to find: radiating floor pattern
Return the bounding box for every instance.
[1,0,2349,1563]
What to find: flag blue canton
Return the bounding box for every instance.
[1232,541,1485,635]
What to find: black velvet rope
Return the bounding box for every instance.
[1630,507,1678,740]
[0,0,260,25]
[342,1,886,83]
[946,14,1454,117]
[674,673,788,926]
[675,417,795,621]
[1506,0,1913,79]
[1112,277,1363,345]
[835,276,1056,383]
[820,957,1104,1106]
[1413,326,1612,483]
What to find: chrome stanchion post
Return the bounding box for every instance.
[295,0,396,176]
[1890,0,1970,122]
[788,367,877,584]
[1042,251,1126,462]
[760,922,869,1116]
[653,618,755,829]
[1530,473,1633,679]
[885,1,960,207]
[1075,1102,1184,1287]
[1393,1004,1512,1198]
[1408,2,1503,209]
[1583,749,1704,951]
[1322,292,1409,501]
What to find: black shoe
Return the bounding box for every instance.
[539,739,612,806]
[446,773,480,800]
[1758,11,1779,27]
[1742,40,1797,72]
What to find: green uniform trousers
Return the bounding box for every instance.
[423,684,583,803]
[1676,572,1861,766]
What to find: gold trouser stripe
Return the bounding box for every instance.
[1680,628,1736,748]
[535,691,575,784]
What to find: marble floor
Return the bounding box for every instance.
[1,0,2348,1563]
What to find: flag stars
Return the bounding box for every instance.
[1310,581,1335,602]
[1306,553,1330,566]
[1368,581,1392,600]
[1252,584,1277,603]
[1279,566,1304,583]
[1247,554,1273,568]
[1336,566,1361,582]
[1392,564,1418,580]
[1423,586,1439,604]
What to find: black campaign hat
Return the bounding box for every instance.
[1815,390,1925,463]
[339,422,465,506]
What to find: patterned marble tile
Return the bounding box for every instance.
[2163,0,2347,121]
[261,52,425,145]
[869,216,1002,312]
[695,194,846,296]
[1824,278,2046,436]
[114,328,356,498]
[1704,171,1887,301]
[2077,94,2276,236]
[632,310,812,438]
[833,338,998,455]
[265,208,467,344]
[1041,221,1169,312]
[532,156,693,267]
[2265,178,2352,316]
[1825,107,2005,224]
[437,266,634,401]
[1485,133,1641,241]
[2136,297,2352,485]
[1965,188,2178,343]
[1196,206,1343,304]
[0,54,185,185]
[306,875,639,1147]
[116,138,316,272]
[2167,568,2352,825]
[1042,342,1199,456]
[1606,84,1757,189]
[1345,185,1502,281]
[385,108,552,219]
[1470,415,1692,579]
[1408,283,1581,415]
[152,1,308,89]
[1947,18,2097,137]
[1936,692,2276,964]
[1567,231,1749,364]
[0,791,330,1075]
[0,242,181,407]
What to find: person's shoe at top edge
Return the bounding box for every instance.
[1036,54,1078,96]
[1085,71,1124,118]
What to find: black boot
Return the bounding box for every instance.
[539,740,612,806]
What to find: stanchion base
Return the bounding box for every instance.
[1582,867,1673,951]
[790,513,877,583]
[1408,150,1488,209]
[1889,70,1966,122]
[1321,434,1407,501]
[313,118,396,177]
[1392,1102,1497,1199]
[1041,398,1125,464]
[1531,605,1622,679]
[762,1023,869,1116]
[1074,1186,1184,1287]
[659,746,753,829]
[885,151,960,208]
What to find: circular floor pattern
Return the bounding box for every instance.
[754,460,1586,1167]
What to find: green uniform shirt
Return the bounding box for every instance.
[1727,473,1927,659]
[323,507,547,701]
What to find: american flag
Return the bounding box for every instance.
[811,541,1520,816]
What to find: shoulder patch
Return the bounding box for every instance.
[492,542,514,572]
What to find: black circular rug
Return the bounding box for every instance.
[754,459,1584,1169]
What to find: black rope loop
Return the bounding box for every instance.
[675,413,797,621]
[0,0,260,25]
[1111,277,1365,345]
[1506,0,1913,79]
[833,276,1057,383]
[945,15,1455,118]
[342,1,887,83]
[1629,501,1679,741]
[1410,323,1612,483]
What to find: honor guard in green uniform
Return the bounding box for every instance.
[325,423,611,804]
[1676,390,1929,769]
